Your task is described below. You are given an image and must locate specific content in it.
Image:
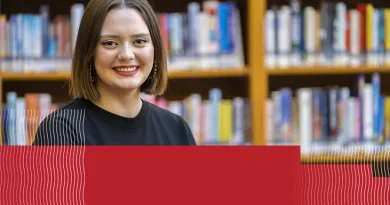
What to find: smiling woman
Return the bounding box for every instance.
[32,0,196,146]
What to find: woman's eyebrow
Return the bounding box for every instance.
[131,33,151,38]
[100,33,151,38]
[100,34,120,38]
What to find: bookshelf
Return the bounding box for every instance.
[248,0,266,146]
[0,72,71,80]
[167,68,249,78]
[0,0,257,147]
[263,0,390,163]
[267,66,390,75]
[0,68,249,80]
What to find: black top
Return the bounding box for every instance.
[32,98,196,145]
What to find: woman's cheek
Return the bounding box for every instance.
[139,46,154,60]
[96,47,118,65]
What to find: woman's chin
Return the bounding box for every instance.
[98,77,146,92]
[115,84,142,91]
[119,80,149,90]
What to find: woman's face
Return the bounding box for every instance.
[94,8,154,93]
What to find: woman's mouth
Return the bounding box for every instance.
[112,66,139,76]
[114,67,138,72]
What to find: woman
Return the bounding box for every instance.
[33,0,196,145]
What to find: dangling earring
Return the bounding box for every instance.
[89,60,95,83]
[149,61,157,80]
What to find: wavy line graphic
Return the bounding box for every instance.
[341,147,344,205]
[15,145,19,205]
[81,109,87,205]
[362,144,366,205]
[347,146,352,205]
[333,146,337,205]
[0,144,4,205]
[81,109,86,205]
[387,146,390,204]
[72,109,78,205]
[341,146,344,205]
[372,145,375,205]
[325,150,329,205]
[368,145,372,205]
[346,147,350,205]
[0,108,88,204]
[21,145,25,205]
[44,115,50,205]
[386,146,389,204]
[371,145,375,205]
[68,110,73,205]
[307,150,311,205]
[0,146,2,204]
[50,111,56,205]
[317,148,321,205]
[356,145,360,205]
[75,110,80,205]
[8,146,12,205]
[380,146,384,205]
[299,152,303,205]
[34,136,39,205]
[59,110,65,205]
[36,109,43,205]
[3,144,7,205]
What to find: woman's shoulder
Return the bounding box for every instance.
[39,98,87,126]
[33,98,87,145]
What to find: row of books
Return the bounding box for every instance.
[265,0,390,69]
[0,4,84,72]
[157,1,244,70]
[141,88,252,145]
[0,0,244,73]
[266,73,390,154]
[2,92,58,146]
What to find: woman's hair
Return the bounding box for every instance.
[69,0,168,100]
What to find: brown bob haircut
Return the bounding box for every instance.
[69,0,168,100]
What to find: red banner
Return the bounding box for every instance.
[0,146,389,204]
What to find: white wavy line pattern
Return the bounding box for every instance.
[298,144,390,205]
[0,109,86,204]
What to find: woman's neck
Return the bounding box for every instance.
[92,83,143,118]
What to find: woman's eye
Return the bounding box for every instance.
[102,41,118,47]
[134,39,147,45]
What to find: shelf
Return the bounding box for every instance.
[168,68,249,78]
[1,72,71,81]
[301,153,390,164]
[0,68,249,81]
[267,66,390,76]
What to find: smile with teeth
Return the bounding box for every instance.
[114,67,138,72]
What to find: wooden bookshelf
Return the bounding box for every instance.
[249,0,266,146]
[0,68,249,81]
[1,72,71,81]
[0,0,261,146]
[261,0,390,164]
[168,68,249,78]
[267,66,390,76]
